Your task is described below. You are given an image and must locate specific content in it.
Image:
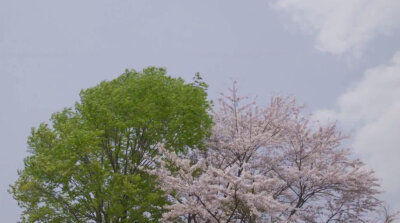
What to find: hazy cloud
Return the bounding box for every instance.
[273,0,400,55]
[315,51,400,210]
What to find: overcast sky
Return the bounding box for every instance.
[1,1,400,222]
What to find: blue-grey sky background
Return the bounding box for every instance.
[1,1,400,222]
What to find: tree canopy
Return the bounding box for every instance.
[11,70,397,223]
[10,67,212,223]
[149,83,386,223]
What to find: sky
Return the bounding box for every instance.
[1,1,400,221]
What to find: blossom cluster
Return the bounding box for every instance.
[149,83,386,223]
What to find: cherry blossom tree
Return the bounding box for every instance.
[150,82,383,223]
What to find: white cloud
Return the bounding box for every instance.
[272,0,400,55]
[314,51,400,211]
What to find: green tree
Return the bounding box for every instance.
[10,67,212,223]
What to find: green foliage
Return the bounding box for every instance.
[10,67,212,223]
